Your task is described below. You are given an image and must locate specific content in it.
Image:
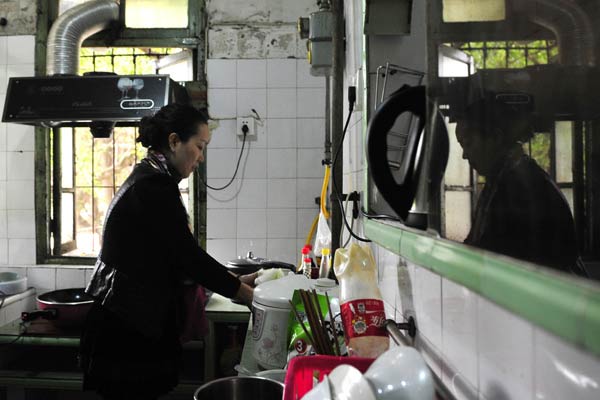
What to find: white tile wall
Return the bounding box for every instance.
[8,238,35,265]
[267,209,296,238]
[207,209,237,238]
[208,88,237,118]
[210,119,238,148]
[7,210,35,238]
[267,148,296,178]
[56,268,86,290]
[6,36,35,64]
[237,178,267,209]
[297,118,326,148]
[266,238,297,265]
[267,88,297,118]
[267,59,296,88]
[237,209,267,238]
[207,59,237,88]
[237,60,267,88]
[297,88,326,118]
[6,181,34,210]
[237,88,267,119]
[267,119,297,148]
[296,59,326,88]
[267,179,296,208]
[236,238,267,260]
[0,239,8,264]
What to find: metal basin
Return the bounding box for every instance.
[0,272,27,296]
[194,376,284,400]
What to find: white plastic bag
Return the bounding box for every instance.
[313,211,331,257]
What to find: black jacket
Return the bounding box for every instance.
[85,158,240,341]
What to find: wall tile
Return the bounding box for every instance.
[0,181,5,211]
[296,118,326,148]
[6,63,34,78]
[267,59,296,88]
[267,209,296,239]
[237,60,267,88]
[296,178,322,208]
[207,179,239,209]
[0,151,6,181]
[297,88,326,118]
[267,148,296,178]
[266,238,297,265]
[267,88,297,118]
[237,178,267,209]
[207,59,237,88]
[6,124,34,152]
[6,151,34,180]
[210,119,237,148]
[237,209,267,238]
[207,148,238,178]
[27,267,56,291]
[207,88,237,118]
[237,88,267,119]
[296,59,326,88]
[207,209,237,239]
[267,119,296,148]
[206,239,237,265]
[478,297,533,400]
[441,278,478,394]
[236,238,267,260]
[413,266,442,363]
[6,181,34,210]
[4,301,22,324]
[0,64,7,94]
[534,328,600,400]
[56,268,86,290]
[267,179,296,208]
[6,36,35,64]
[297,208,317,239]
[297,148,323,178]
[0,210,6,239]
[8,238,35,265]
[0,238,7,264]
[84,268,94,286]
[377,247,400,309]
[241,148,267,178]
[0,37,7,65]
[7,210,35,238]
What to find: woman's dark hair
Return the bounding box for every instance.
[460,91,535,145]
[137,104,209,150]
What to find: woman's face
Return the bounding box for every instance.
[169,123,210,179]
[455,120,498,176]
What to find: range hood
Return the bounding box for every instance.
[2,74,189,127]
[1,0,190,138]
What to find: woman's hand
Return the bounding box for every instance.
[234,282,254,309]
[238,271,259,288]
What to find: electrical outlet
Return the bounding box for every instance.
[236,116,255,139]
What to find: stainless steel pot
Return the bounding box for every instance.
[193,376,284,400]
[226,251,295,276]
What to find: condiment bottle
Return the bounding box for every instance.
[333,243,389,358]
[301,247,312,278]
[319,247,331,279]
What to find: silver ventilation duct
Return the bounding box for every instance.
[517,0,596,66]
[47,0,120,76]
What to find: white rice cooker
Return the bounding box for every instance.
[251,274,313,370]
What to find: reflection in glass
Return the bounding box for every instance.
[453,93,587,277]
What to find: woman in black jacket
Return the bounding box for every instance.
[80,104,254,399]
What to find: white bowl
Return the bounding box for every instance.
[364,346,434,400]
[302,375,332,400]
[329,364,376,400]
[0,272,27,296]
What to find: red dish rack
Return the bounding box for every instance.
[283,355,375,400]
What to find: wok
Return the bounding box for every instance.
[21,288,94,328]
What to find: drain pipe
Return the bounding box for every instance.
[47,0,120,75]
[330,0,344,259]
[516,0,595,66]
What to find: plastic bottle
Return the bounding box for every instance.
[319,247,331,279]
[305,244,319,271]
[333,243,389,358]
[301,246,312,278]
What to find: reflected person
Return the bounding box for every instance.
[455,93,587,277]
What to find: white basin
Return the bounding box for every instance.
[0,272,28,296]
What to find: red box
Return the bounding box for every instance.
[283,355,375,400]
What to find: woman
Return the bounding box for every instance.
[80,103,254,399]
[455,93,587,277]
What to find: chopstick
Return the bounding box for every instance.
[289,299,315,347]
[312,289,334,355]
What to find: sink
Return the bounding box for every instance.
[0,272,28,296]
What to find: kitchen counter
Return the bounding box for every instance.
[0,292,251,397]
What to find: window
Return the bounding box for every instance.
[38,0,203,263]
[50,48,192,258]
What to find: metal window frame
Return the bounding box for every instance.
[35,0,207,264]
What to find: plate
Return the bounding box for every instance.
[329,364,376,400]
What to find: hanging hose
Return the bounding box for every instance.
[320,164,331,219]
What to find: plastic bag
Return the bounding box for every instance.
[313,212,331,257]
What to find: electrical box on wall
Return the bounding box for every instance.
[298,8,333,77]
[364,0,412,35]
[236,116,255,139]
